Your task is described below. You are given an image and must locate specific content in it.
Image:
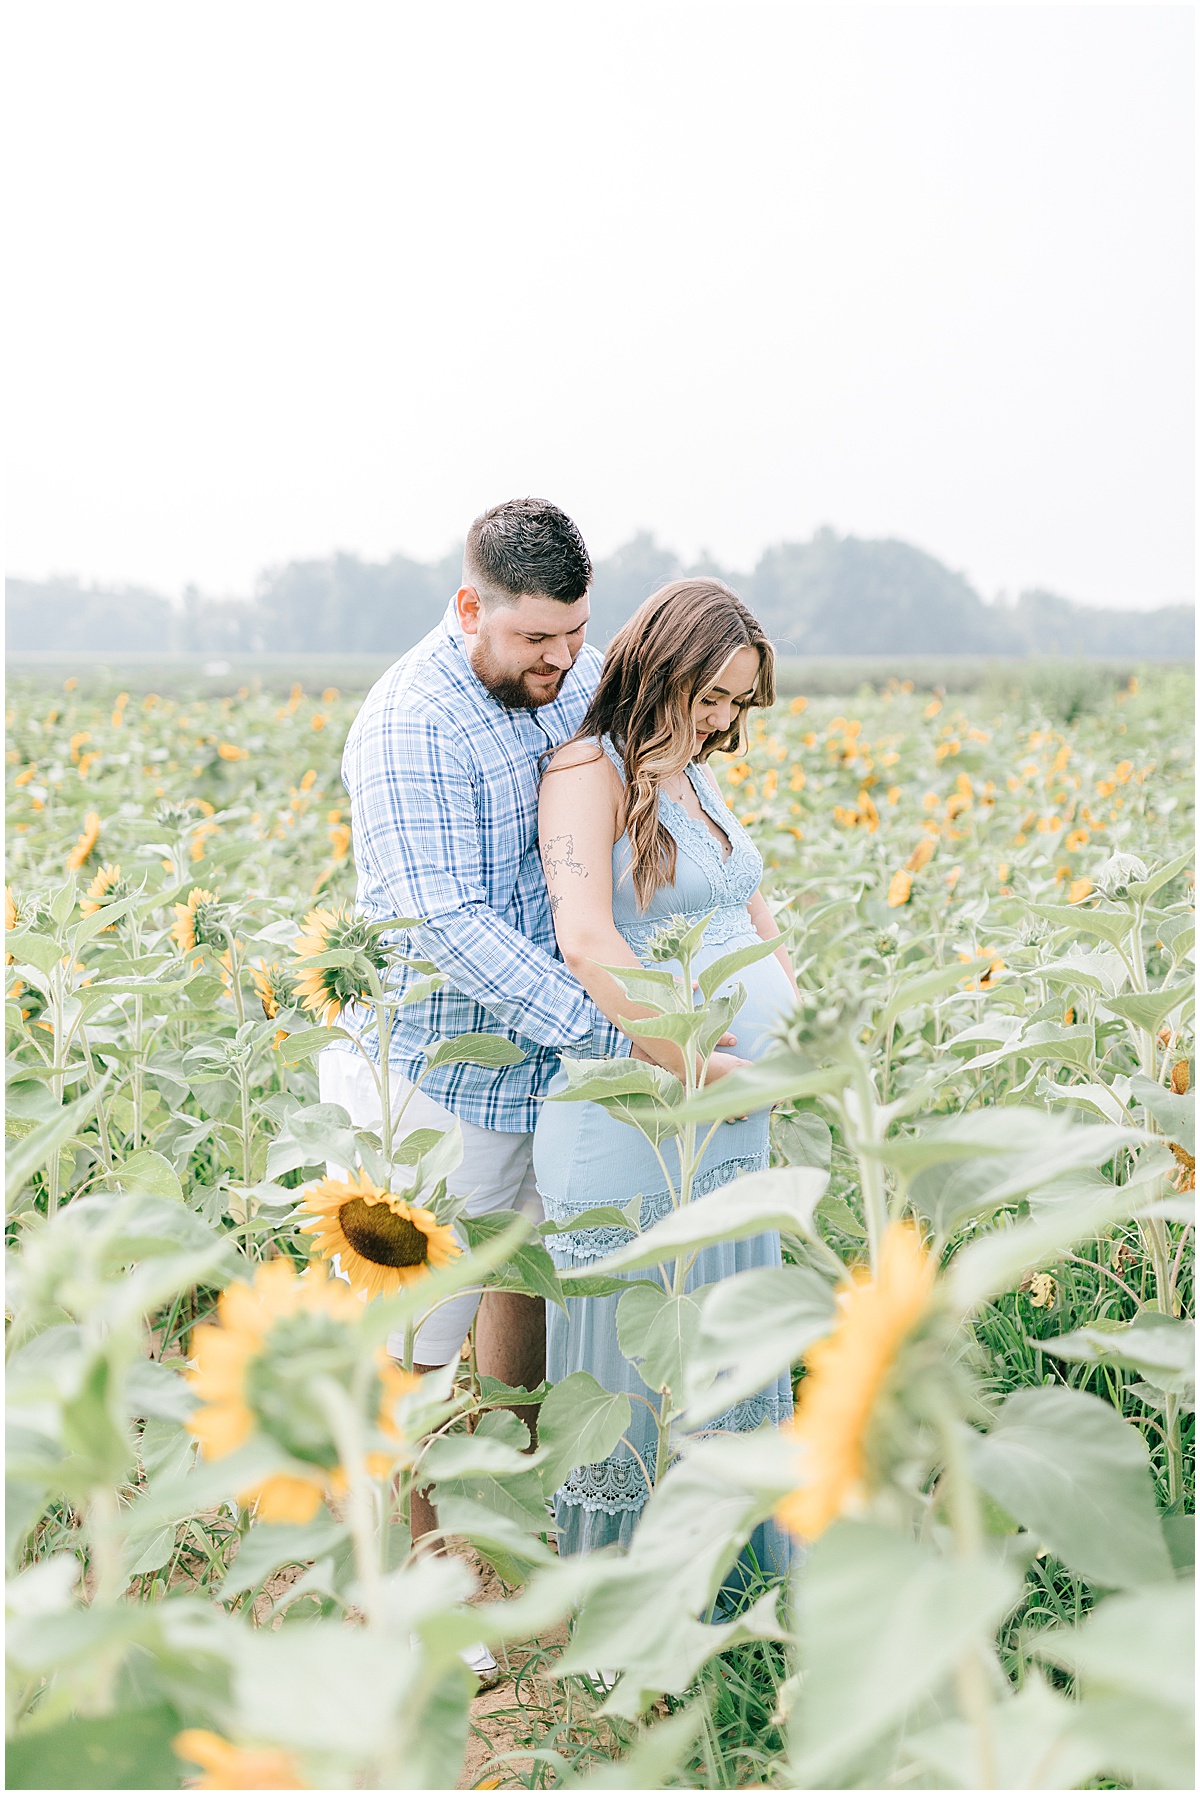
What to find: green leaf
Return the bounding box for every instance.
[71,893,140,947]
[616,1285,700,1401]
[5,931,64,975]
[697,933,784,1000]
[1033,1583,1194,1788]
[276,1025,351,1063]
[1036,947,1128,998]
[460,1214,567,1311]
[947,1152,1172,1310]
[5,1703,184,1790]
[1125,849,1195,902]
[540,1206,635,1238]
[6,1079,106,1210]
[773,1110,833,1170]
[669,1058,846,1126]
[61,1355,134,1487]
[791,1520,1018,1789]
[421,1430,540,1482]
[875,956,996,1030]
[684,1265,836,1426]
[560,1166,829,1279]
[1128,1072,1194,1154]
[536,1372,633,1496]
[432,1496,555,1568]
[1105,982,1195,1033]
[103,1149,183,1202]
[423,1032,526,1071]
[220,1515,347,1595]
[965,1387,1171,1588]
[906,1671,1106,1792]
[1027,901,1136,947]
[617,1008,705,1048]
[955,1021,1097,1075]
[908,1119,1136,1236]
[548,1056,683,1108]
[1156,910,1195,965]
[1039,1312,1195,1394]
[265,1100,359,1178]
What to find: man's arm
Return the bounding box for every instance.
[348,705,601,1048]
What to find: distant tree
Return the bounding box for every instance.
[1009,589,1195,660]
[746,528,1010,654]
[253,550,460,654]
[588,532,684,644]
[5,536,1193,660]
[4,577,175,651]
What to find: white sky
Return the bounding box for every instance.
[6,2,1194,609]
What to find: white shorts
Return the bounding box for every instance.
[317,1049,541,1367]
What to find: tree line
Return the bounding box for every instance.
[6,529,1193,659]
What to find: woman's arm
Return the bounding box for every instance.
[539,745,744,1084]
[747,889,803,1002]
[699,764,802,1001]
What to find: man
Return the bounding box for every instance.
[320,499,614,1648]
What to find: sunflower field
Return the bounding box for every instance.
[4,661,1194,1791]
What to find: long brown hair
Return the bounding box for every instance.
[572,579,774,909]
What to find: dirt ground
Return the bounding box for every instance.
[452,1542,569,1790]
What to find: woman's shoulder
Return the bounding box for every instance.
[545,735,620,779]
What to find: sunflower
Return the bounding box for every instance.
[776,1223,935,1542]
[185,1259,416,1521]
[886,869,912,908]
[66,809,101,871]
[905,836,935,874]
[291,904,388,1024]
[173,1730,307,1790]
[251,960,294,1021]
[172,887,226,955]
[303,1168,461,1301]
[80,863,133,926]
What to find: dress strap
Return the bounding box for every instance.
[598,734,626,785]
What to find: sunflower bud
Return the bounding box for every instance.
[1094,851,1149,901]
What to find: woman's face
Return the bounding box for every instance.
[691,645,761,752]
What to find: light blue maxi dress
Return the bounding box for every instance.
[533,738,795,1582]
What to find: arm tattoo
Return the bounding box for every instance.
[542,833,588,882]
[548,892,563,916]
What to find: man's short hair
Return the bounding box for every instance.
[463,498,592,604]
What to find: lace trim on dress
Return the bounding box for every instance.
[554,1396,792,1515]
[556,1456,651,1515]
[542,1151,769,1266]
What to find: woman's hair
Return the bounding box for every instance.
[571,579,775,909]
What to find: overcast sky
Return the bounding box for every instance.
[6,3,1194,609]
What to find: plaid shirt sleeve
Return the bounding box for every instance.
[350,703,601,1049]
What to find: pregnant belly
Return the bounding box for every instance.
[692,930,795,1063]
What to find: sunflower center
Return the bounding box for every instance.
[339,1197,430,1268]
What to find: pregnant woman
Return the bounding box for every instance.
[534,579,802,1578]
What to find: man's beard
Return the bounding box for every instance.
[471,634,568,710]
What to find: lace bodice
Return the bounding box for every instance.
[598,736,763,957]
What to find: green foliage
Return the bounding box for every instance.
[4,669,1193,1788]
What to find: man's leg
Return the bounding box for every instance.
[317,1050,544,1543]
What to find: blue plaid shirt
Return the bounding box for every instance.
[336,599,616,1131]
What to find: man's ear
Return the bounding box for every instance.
[456,586,483,635]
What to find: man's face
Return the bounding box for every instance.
[457,587,590,709]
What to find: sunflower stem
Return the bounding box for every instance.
[933,1400,997,1790]
[314,1375,381,1624]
